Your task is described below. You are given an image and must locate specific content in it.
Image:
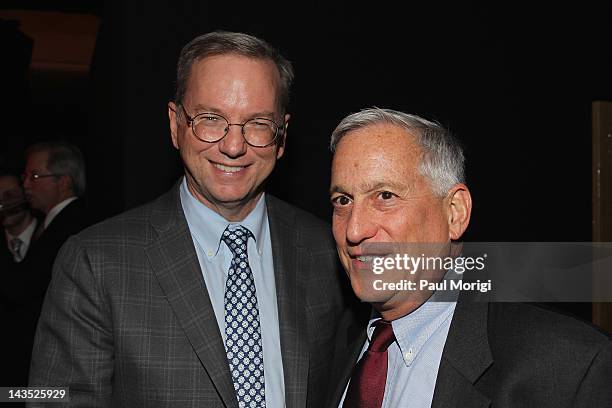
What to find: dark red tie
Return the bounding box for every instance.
[343,320,396,408]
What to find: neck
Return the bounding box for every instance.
[374,299,425,321]
[211,196,261,222]
[373,284,440,321]
[6,213,33,237]
[186,181,262,222]
[44,194,75,215]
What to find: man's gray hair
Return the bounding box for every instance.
[330,107,465,196]
[26,141,86,197]
[175,31,294,113]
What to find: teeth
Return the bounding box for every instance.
[213,163,245,173]
[357,256,375,262]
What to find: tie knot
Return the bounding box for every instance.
[221,225,254,257]
[368,320,395,352]
[10,237,23,252]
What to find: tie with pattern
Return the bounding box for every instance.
[10,237,24,262]
[222,225,266,407]
[343,320,396,408]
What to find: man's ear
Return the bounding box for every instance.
[59,175,73,196]
[276,113,290,159]
[445,183,472,240]
[168,102,180,150]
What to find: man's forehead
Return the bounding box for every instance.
[0,175,19,187]
[184,55,281,112]
[336,124,421,160]
[346,122,417,141]
[334,125,421,165]
[0,175,20,189]
[26,151,49,167]
[189,54,279,85]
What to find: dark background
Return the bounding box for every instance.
[2,1,611,321]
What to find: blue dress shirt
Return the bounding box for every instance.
[340,289,457,408]
[180,179,285,407]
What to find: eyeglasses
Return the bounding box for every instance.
[179,105,284,148]
[21,173,62,183]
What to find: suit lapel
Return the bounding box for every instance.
[145,185,237,407]
[266,196,308,408]
[328,304,370,407]
[431,291,493,408]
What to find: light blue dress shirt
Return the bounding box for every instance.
[180,179,285,407]
[339,289,457,408]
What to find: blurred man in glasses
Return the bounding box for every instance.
[3,142,91,389]
[20,141,89,275]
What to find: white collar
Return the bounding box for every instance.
[44,197,78,229]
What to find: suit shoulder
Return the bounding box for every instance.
[266,194,330,230]
[488,302,610,351]
[74,189,174,241]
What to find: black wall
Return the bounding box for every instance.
[3,2,611,321]
[82,1,611,241]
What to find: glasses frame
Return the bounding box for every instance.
[21,173,62,183]
[179,105,284,148]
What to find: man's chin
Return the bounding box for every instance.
[350,277,395,304]
[212,192,260,209]
[28,201,42,212]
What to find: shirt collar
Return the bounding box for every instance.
[366,270,459,367]
[179,178,267,261]
[44,197,77,229]
[5,217,38,243]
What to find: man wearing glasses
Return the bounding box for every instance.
[29,31,346,408]
[20,141,89,302]
[1,142,89,391]
[21,141,87,236]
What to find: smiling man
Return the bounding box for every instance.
[29,31,345,407]
[326,108,612,408]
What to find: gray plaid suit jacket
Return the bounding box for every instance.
[29,182,346,407]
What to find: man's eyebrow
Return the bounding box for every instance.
[248,111,276,118]
[190,104,220,113]
[329,184,345,195]
[360,181,410,193]
[189,105,276,119]
[329,181,409,195]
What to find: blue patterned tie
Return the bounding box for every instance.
[222,225,266,407]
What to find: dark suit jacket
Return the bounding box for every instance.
[0,200,90,308]
[328,292,612,407]
[2,200,90,388]
[29,184,347,407]
[0,240,28,388]
[17,199,90,306]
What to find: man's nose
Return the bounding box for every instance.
[218,125,247,158]
[345,203,377,245]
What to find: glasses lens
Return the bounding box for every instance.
[192,113,228,142]
[244,119,278,147]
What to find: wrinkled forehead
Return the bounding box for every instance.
[331,124,430,194]
[334,124,423,167]
[0,175,20,189]
[0,176,23,198]
[26,150,50,169]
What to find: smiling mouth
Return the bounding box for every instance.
[212,162,248,173]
